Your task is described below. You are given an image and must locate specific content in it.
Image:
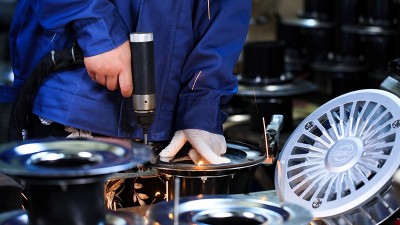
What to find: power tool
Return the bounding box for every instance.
[130,32,156,145]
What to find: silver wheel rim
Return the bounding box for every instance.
[276,89,400,221]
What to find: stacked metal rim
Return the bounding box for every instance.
[153,140,267,200]
[231,41,315,139]
[0,139,152,225]
[275,89,400,224]
[146,193,313,225]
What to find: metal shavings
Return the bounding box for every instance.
[105,179,125,210]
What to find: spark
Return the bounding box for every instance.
[198,160,204,165]
[262,117,269,159]
[191,71,202,90]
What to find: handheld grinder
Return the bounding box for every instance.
[130,32,156,145]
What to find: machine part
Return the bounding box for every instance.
[154,140,265,175]
[342,25,400,82]
[0,139,152,225]
[359,0,400,27]
[239,41,292,86]
[277,18,336,64]
[237,79,316,98]
[275,89,400,224]
[298,0,336,22]
[0,209,147,225]
[310,59,367,98]
[146,194,313,225]
[130,32,156,145]
[0,139,150,178]
[153,140,266,199]
[260,115,284,164]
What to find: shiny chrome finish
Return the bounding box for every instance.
[154,141,266,199]
[237,79,317,98]
[132,94,156,112]
[0,210,146,225]
[154,140,265,176]
[147,194,312,225]
[0,139,152,225]
[130,32,153,43]
[276,89,400,224]
[0,139,151,179]
[282,18,335,29]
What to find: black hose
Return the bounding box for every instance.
[8,44,84,141]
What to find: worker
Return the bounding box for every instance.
[8,0,251,206]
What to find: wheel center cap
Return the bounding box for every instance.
[325,137,363,173]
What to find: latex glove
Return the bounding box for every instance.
[159,129,231,164]
[84,40,133,97]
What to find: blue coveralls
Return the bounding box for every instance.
[8,0,251,141]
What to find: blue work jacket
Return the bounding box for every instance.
[8,0,251,141]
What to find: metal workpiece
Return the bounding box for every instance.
[146,193,313,225]
[154,140,266,175]
[275,89,400,224]
[0,139,151,178]
[153,140,266,200]
[0,139,152,225]
[0,209,146,225]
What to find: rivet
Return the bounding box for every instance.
[392,120,400,128]
[312,199,322,208]
[305,121,314,130]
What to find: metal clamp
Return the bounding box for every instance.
[261,114,284,165]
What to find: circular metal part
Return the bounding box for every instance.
[237,79,317,98]
[154,141,266,199]
[275,89,400,224]
[0,139,151,179]
[281,18,335,29]
[0,210,146,225]
[154,140,265,177]
[0,139,152,225]
[343,25,400,36]
[146,194,313,225]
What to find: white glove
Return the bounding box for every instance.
[159,129,231,164]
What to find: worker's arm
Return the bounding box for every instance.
[160,0,251,163]
[30,0,132,96]
[176,0,251,134]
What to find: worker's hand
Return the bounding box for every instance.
[159,129,231,164]
[84,40,133,97]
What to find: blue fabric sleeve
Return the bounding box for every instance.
[175,0,251,134]
[30,0,129,56]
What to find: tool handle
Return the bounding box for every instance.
[130,33,156,110]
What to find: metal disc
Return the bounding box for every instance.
[275,89,400,224]
[0,139,152,178]
[237,79,317,98]
[146,194,312,225]
[153,141,265,177]
[0,210,146,225]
